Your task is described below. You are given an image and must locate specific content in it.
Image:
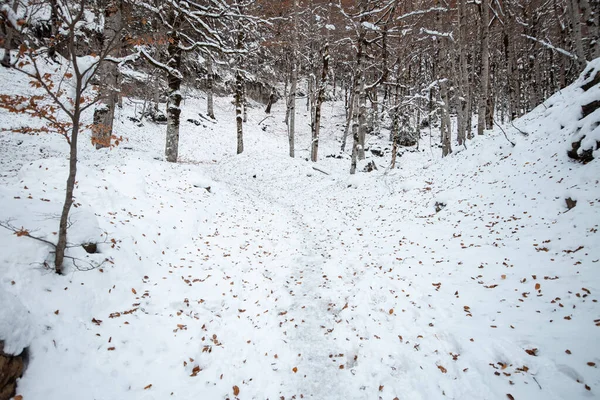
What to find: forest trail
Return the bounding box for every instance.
[207,154,358,399]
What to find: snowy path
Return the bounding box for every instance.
[2,69,599,400]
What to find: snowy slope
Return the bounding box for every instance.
[0,57,599,400]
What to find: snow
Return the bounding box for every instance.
[0,54,599,400]
[0,290,34,355]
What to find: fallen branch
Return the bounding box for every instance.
[258,115,274,125]
[510,120,529,136]
[493,120,516,147]
[312,166,330,175]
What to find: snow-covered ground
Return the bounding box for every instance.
[1,58,599,400]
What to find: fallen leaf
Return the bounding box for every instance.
[507,395,515,400]
[233,385,240,396]
[525,348,538,356]
[132,288,137,295]
[144,384,152,390]
[437,365,447,373]
[535,283,541,290]
[292,367,298,373]
[587,362,596,367]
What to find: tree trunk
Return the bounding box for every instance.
[242,82,248,123]
[567,0,586,71]
[206,55,215,119]
[92,1,122,149]
[1,0,19,67]
[265,89,275,114]
[341,78,355,152]
[311,43,329,162]
[478,0,490,136]
[287,0,298,158]
[165,27,182,163]
[350,17,366,174]
[456,0,469,145]
[357,75,367,160]
[235,27,244,154]
[440,81,453,157]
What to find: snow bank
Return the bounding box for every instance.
[0,290,34,355]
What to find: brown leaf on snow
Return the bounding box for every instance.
[144,384,152,390]
[292,367,298,373]
[535,283,541,291]
[92,318,102,325]
[525,348,538,356]
[437,365,447,373]
[233,385,240,396]
[587,362,596,367]
[507,394,515,400]
[389,309,394,315]
[190,365,201,377]
[379,385,384,392]
[132,288,137,295]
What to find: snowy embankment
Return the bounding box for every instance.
[0,59,599,400]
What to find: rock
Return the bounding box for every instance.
[0,342,26,400]
[82,242,97,254]
[581,69,600,92]
[581,100,600,119]
[363,160,378,172]
[567,135,599,164]
[370,148,384,157]
[435,202,446,213]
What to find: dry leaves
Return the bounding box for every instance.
[144,384,152,390]
[437,365,447,373]
[233,385,240,396]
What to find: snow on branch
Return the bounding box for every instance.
[397,7,447,21]
[138,47,183,79]
[522,35,583,62]
[420,28,454,42]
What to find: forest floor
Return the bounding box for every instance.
[1,59,599,400]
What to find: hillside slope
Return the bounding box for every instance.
[0,58,599,400]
